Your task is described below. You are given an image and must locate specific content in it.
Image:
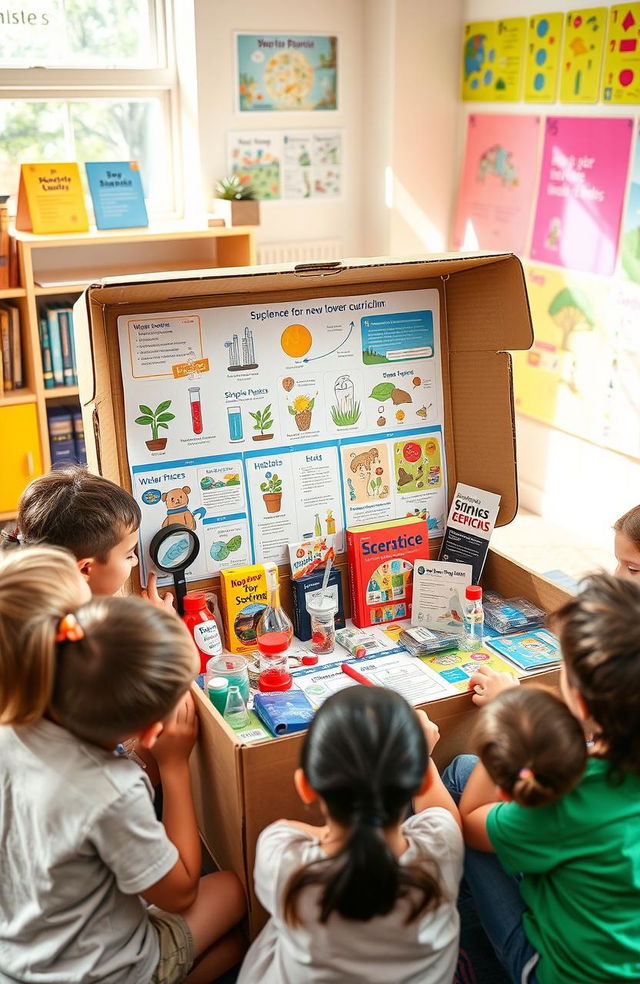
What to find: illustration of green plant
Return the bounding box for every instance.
[368,475,383,497]
[135,400,175,451]
[249,404,274,441]
[330,400,361,426]
[288,394,315,431]
[209,534,242,562]
[260,472,282,495]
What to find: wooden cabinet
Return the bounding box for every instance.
[0,224,256,518]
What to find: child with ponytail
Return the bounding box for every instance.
[0,547,246,984]
[237,686,463,984]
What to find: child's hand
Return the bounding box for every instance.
[415,708,440,753]
[469,666,519,706]
[141,572,175,612]
[152,693,198,768]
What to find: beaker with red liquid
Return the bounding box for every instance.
[256,567,294,691]
[189,386,203,435]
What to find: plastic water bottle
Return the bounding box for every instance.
[461,585,484,651]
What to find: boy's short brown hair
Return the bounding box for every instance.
[550,573,640,778]
[18,466,141,562]
[614,505,640,548]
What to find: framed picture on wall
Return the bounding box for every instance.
[235,33,338,112]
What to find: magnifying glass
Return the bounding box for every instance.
[148,524,201,615]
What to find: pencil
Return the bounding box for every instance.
[340,662,374,686]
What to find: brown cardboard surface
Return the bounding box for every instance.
[75,251,557,938]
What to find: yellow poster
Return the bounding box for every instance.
[603,3,640,102]
[524,12,564,102]
[560,7,607,102]
[514,265,612,442]
[15,163,89,235]
[461,19,525,101]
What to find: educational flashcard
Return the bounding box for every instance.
[453,113,541,255]
[560,8,607,102]
[487,628,561,671]
[461,19,526,101]
[117,289,447,585]
[603,4,640,102]
[236,34,337,112]
[228,130,342,201]
[524,12,564,102]
[530,115,633,275]
[410,559,472,635]
[439,483,501,583]
[419,647,520,694]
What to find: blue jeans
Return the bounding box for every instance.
[443,755,540,984]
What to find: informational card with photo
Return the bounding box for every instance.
[411,559,472,635]
[439,483,501,582]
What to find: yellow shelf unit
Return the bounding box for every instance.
[1,224,257,514]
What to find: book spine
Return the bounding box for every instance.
[8,234,18,289]
[46,307,64,386]
[66,308,78,385]
[0,309,12,391]
[346,528,363,627]
[57,310,74,386]
[47,407,75,468]
[72,409,86,464]
[9,306,22,389]
[39,315,55,388]
[0,206,9,290]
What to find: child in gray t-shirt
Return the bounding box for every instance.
[0,546,246,983]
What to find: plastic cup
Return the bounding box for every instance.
[306,591,338,655]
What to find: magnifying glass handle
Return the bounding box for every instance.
[174,573,188,616]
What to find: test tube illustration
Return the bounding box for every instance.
[227,404,243,442]
[188,386,203,435]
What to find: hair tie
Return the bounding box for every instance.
[518,767,534,781]
[56,614,84,643]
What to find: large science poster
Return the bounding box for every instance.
[236,34,337,111]
[529,115,633,275]
[453,113,541,254]
[117,291,447,586]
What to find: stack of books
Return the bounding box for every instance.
[47,406,86,467]
[0,303,23,393]
[38,304,78,389]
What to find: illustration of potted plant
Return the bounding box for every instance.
[288,393,315,432]
[135,400,175,452]
[249,404,274,442]
[260,471,282,513]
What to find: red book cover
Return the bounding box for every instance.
[346,516,429,628]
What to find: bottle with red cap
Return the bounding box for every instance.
[461,584,484,652]
[182,591,223,674]
[256,566,294,691]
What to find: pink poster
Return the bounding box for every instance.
[530,116,633,275]
[453,113,541,255]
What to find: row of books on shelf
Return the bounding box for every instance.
[39,305,78,388]
[0,204,19,289]
[0,303,23,393]
[48,406,86,468]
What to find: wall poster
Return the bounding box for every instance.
[461,18,526,101]
[117,292,447,586]
[524,12,564,102]
[236,33,337,111]
[559,7,607,102]
[603,3,640,102]
[228,130,342,201]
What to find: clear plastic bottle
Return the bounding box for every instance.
[256,566,294,691]
[460,584,484,652]
[223,686,250,730]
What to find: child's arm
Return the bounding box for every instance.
[413,710,462,830]
[469,665,519,706]
[139,693,202,911]
[459,759,501,851]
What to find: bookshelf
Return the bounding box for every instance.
[0,224,257,517]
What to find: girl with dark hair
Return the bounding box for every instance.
[237,686,463,984]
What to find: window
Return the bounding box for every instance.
[0,1,179,215]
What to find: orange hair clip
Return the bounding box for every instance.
[55,614,85,643]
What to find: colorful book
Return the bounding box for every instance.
[219,562,277,654]
[57,308,75,386]
[0,308,11,391]
[346,516,429,628]
[291,567,345,642]
[253,690,315,736]
[486,629,561,672]
[47,406,76,468]
[8,305,22,389]
[39,314,54,388]
[0,204,9,289]
[85,161,148,230]
[45,306,64,386]
[72,409,86,464]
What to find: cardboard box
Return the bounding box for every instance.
[74,253,571,937]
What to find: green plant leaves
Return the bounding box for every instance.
[135,415,153,425]
[369,382,395,402]
[155,400,172,414]
[138,405,153,416]
[226,535,242,552]
[157,413,175,423]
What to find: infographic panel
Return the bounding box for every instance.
[117,290,447,585]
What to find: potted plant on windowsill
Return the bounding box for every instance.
[213,175,260,227]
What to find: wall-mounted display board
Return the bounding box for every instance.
[560,8,607,102]
[529,115,632,275]
[236,34,337,112]
[228,130,342,200]
[461,18,526,101]
[453,113,541,254]
[603,3,640,102]
[524,12,564,102]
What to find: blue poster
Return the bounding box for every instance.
[361,311,434,364]
[236,34,337,111]
[85,161,148,230]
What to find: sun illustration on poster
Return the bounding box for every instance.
[281,323,312,358]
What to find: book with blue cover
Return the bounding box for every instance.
[486,629,561,672]
[253,690,315,736]
[85,162,148,230]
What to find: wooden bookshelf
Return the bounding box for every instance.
[0,224,256,513]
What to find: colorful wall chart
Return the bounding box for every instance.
[453,113,541,255]
[461,18,526,101]
[524,12,564,101]
[530,115,632,275]
[560,7,607,102]
[117,291,448,586]
[621,122,640,282]
[228,130,342,201]
[603,3,640,102]
[236,34,337,111]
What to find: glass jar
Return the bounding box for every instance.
[306,590,338,656]
[205,654,250,713]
